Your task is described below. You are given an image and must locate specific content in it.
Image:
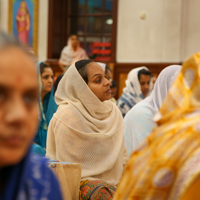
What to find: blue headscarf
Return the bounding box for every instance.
[32,62,58,156]
[0,149,63,200]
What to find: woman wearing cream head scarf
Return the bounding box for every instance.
[46,60,127,199]
[114,53,200,200]
[124,65,181,156]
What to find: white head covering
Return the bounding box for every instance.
[124,65,182,156]
[59,37,89,66]
[97,62,106,71]
[124,66,151,99]
[46,63,127,185]
[117,66,152,117]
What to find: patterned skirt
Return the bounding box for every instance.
[79,180,116,200]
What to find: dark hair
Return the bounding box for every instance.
[105,65,112,74]
[111,80,118,88]
[54,74,64,95]
[138,69,152,80]
[75,59,94,84]
[40,62,52,75]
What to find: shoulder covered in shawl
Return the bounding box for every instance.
[53,102,124,134]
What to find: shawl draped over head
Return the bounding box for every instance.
[114,53,200,200]
[32,62,57,156]
[59,36,89,66]
[0,149,63,200]
[124,65,181,156]
[46,63,127,186]
[116,66,152,117]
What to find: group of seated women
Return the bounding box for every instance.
[2,29,200,200]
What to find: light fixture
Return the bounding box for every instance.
[106,19,113,25]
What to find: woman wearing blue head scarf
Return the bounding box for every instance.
[32,62,58,156]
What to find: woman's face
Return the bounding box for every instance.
[87,62,112,101]
[41,67,53,94]
[70,35,79,48]
[0,47,38,167]
[20,1,26,9]
[139,74,151,97]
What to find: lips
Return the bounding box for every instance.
[106,89,111,93]
[0,135,25,147]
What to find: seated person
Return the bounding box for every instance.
[114,53,200,200]
[46,60,127,199]
[124,65,181,156]
[0,31,62,200]
[59,34,89,70]
[117,67,152,117]
[32,62,58,156]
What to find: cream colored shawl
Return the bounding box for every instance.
[46,63,127,186]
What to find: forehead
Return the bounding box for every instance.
[0,47,38,88]
[42,67,53,75]
[139,74,151,81]
[87,62,104,76]
[71,35,78,40]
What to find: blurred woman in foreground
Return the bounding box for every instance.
[114,52,200,200]
[0,31,62,200]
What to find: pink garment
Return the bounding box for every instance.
[59,39,89,66]
[16,7,30,45]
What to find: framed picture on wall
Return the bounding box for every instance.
[8,0,39,54]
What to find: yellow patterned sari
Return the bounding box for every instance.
[114,52,200,200]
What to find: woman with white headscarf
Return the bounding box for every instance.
[124,65,182,157]
[46,60,127,199]
[116,67,152,117]
[59,34,89,69]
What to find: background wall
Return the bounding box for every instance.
[0,0,49,61]
[1,0,200,63]
[180,0,200,61]
[117,0,200,63]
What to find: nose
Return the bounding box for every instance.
[104,77,112,87]
[145,83,150,90]
[5,97,27,126]
[48,77,53,84]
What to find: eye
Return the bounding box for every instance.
[0,89,6,103]
[23,93,37,106]
[42,75,49,80]
[96,78,101,83]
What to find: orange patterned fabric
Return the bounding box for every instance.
[114,52,200,200]
[80,180,116,200]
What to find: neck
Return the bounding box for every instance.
[41,91,47,103]
[72,45,78,51]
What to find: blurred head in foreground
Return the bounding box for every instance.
[0,31,39,167]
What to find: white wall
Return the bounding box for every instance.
[180,0,200,61]
[117,0,182,63]
[0,0,49,61]
[117,0,200,63]
[0,0,9,31]
[1,0,200,63]
[38,0,48,61]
